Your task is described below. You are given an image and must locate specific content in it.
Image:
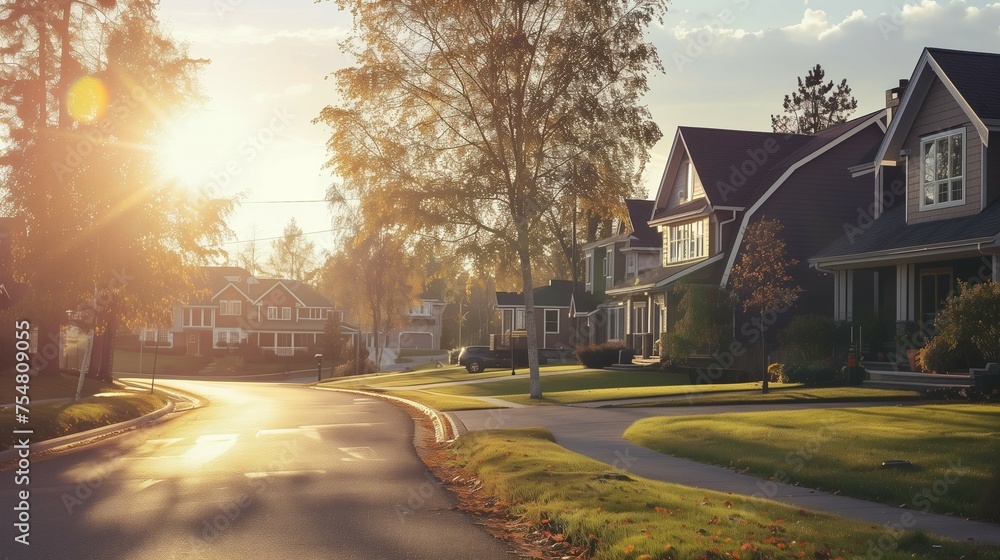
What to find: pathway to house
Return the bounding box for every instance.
[450,402,1000,546]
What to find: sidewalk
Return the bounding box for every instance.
[450,403,1000,546]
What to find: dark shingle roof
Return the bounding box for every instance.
[929,47,1000,121]
[677,127,813,208]
[813,202,1000,262]
[250,279,333,307]
[496,280,591,308]
[624,199,660,247]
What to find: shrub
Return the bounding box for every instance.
[778,314,836,363]
[781,361,840,385]
[575,342,631,369]
[335,359,377,376]
[767,363,784,382]
[915,336,966,374]
[931,280,1000,367]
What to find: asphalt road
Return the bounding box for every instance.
[0,380,516,559]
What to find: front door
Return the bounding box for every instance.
[919,268,953,324]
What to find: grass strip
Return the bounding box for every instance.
[383,389,505,411]
[624,404,1000,522]
[0,393,166,451]
[612,387,925,408]
[452,428,996,560]
[0,373,115,404]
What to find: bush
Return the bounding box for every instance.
[928,280,1000,368]
[334,359,377,376]
[767,363,784,382]
[778,314,836,363]
[915,336,966,374]
[780,361,840,385]
[575,342,631,369]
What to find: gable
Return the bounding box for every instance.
[879,48,997,166]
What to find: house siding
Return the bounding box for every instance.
[754,122,884,320]
[665,156,707,211]
[904,77,983,224]
[214,286,247,329]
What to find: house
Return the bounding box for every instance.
[386,294,447,350]
[810,48,1000,360]
[496,280,587,350]
[574,199,662,349]
[593,107,888,358]
[142,266,358,356]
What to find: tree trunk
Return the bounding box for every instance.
[517,239,542,400]
[34,314,62,376]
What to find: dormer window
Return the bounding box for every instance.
[920,128,965,209]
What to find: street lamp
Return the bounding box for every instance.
[315,353,323,382]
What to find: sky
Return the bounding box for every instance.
[152,0,1000,262]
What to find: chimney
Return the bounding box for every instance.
[885,79,909,123]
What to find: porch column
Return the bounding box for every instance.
[895,263,916,322]
[833,270,850,322]
[994,255,999,282]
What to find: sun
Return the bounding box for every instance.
[154,108,237,191]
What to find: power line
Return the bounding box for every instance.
[241,199,330,204]
[221,228,341,245]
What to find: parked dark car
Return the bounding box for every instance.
[458,345,544,373]
[457,346,506,373]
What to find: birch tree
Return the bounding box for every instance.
[316,0,666,398]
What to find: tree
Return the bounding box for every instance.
[668,283,732,362]
[316,0,665,399]
[264,218,317,282]
[235,226,265,276]
[728,217,802,393]
[320,312,347,372]
[0,2,233,379]
[771,64,857,135]
[320,216,415,371]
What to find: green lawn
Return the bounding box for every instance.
[613,386,925,408]
[0,372,115,404]
[111,350,212,375]
[624,404,1000,522]
[452,428,996,560]
[0,392,166,450]
[381,390,503,411]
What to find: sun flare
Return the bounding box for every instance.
[154,109,237,190]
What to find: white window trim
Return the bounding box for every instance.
[667,219,707,264]
[544,309,559,334]
[603,248,612,279]
[219,300,242,316]
[919,127,966,211]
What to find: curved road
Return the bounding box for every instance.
[1,380,515,559]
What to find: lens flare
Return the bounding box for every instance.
[66,76,109,124]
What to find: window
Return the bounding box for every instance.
[267,307,291,320]
[607,307,624,341]
[184,308,212,327]
[604,248,613,279]
[514,308,525,331]
[668,220,706,263]
[544,309,559,334]
[625,253,637,279]
[919,269,953,323]
[219,300,242,316]
[215,330,244,346]
[677,159,693,203]
[408,302,433,316]
[298,308,326,320]
[276,333,293,348]
[585,255,593,284]
[921,129,965,208]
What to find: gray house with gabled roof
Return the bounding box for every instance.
[811,47,1000,360]
[601,106,888,358]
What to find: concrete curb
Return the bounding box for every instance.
[0,400,175,463]
[313,386,461,443]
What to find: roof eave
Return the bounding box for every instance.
[810,237,998,268]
